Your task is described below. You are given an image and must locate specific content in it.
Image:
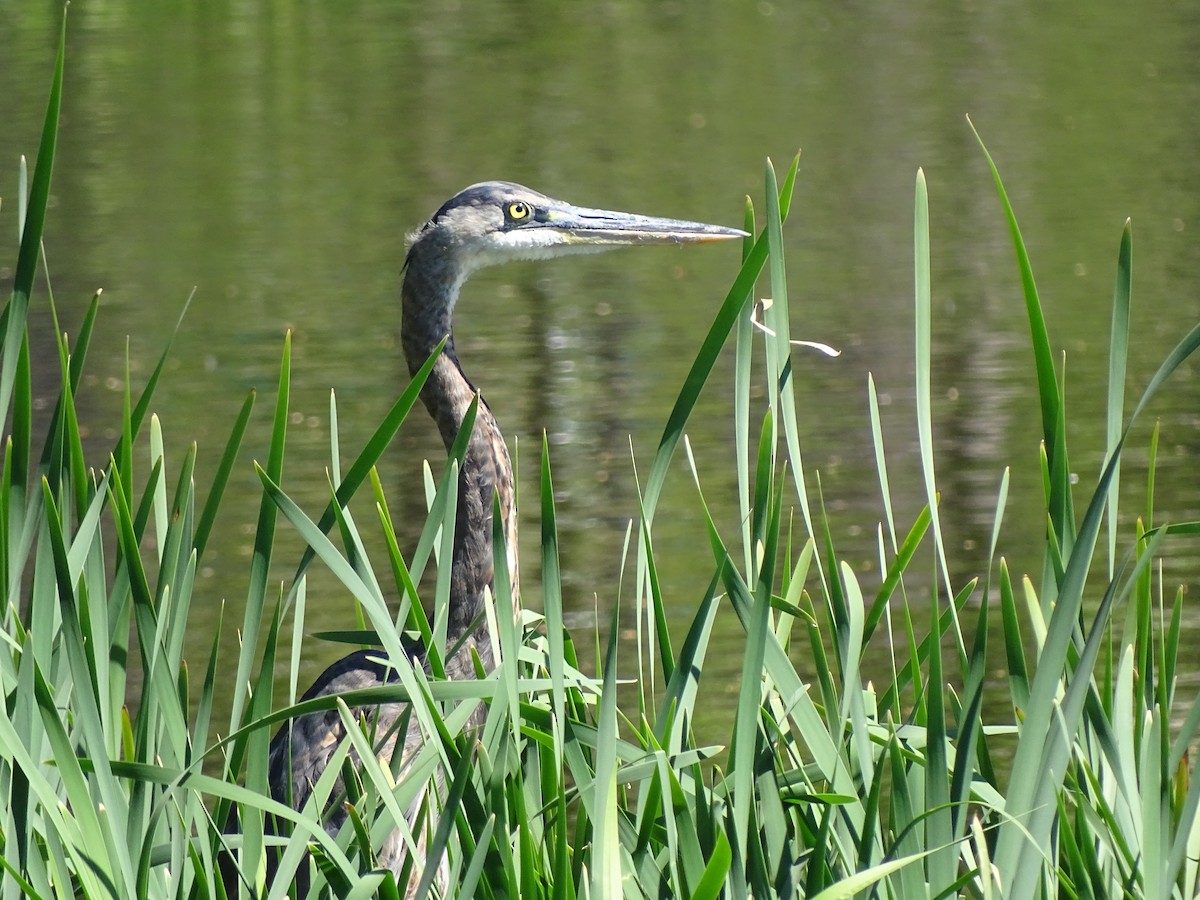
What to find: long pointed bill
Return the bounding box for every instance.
[543,204,748,246]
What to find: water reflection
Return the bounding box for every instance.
[2,1,1199,740]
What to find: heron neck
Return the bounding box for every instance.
[401,258,520,650]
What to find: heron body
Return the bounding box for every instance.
[265,181,743,894]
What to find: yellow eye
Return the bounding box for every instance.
[507,201,531,220]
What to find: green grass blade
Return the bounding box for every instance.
[288,337,443,589]
[638,502,673,686]
[256,463,407,669]
[540,436,568,760]
[195,389,255,558]
[3,336,32,601]
[229,331,290,732]
[372,468,439,675]
[640,223,770,523]
[1104,221,1132,576]
[864,504,930,642]
[35,291,100,478]
[654,569,723,754]
[1127,319,1200,425]
[968,118,1074,549]
[111,290,196,473]
[1,12,65,421]
[922,583,955,892]
[729,457,774,871]
[689,828,731,900]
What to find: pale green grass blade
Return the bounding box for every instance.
[855,728,890,873]
[659,750,708,893]
[1145,419,1159,527]
[489,490,523,756]
[946,472,1007,817]
[1164,583,1182,713]
[1141,711,1164,899]
[884,729,929,897]
[913,169,961,653]
[591,589,624,899]
[192,594,225,771]
[735,197,757,575]
[868,373,898,551]
[809,849,934,900]
[432,458,459,656]
[237,600,284,891]
[150,415,169,560]
[840,561,877,863]
[764,157,818,551]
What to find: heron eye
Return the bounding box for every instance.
[507,201,532,221]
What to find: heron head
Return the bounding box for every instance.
[406,181,747,277]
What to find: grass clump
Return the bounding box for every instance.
[4,19,1200,899]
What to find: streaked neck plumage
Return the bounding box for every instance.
[400,238,520,655]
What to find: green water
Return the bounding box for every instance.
[3,2,1199,732]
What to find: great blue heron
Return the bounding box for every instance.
[265,181,744,894]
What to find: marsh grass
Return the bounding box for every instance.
[4,20,1200,899]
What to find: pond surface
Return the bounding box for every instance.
[3,2,1200,737]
